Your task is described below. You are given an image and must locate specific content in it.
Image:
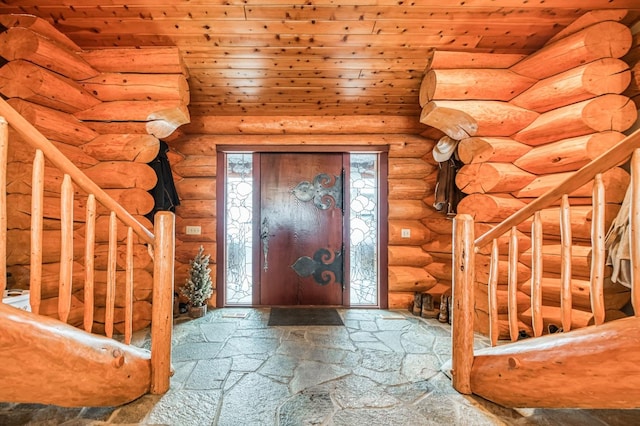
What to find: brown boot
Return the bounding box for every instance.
[412,292,423,316]
[421,293,439,318]
[438,294,449,323]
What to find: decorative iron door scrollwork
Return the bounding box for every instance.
[291,248,343,287]
[292,173,342,210]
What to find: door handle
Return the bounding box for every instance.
[261,217,269,271]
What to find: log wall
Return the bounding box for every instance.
[0,15,189,333]
[419,15,638,338]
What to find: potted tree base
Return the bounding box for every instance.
[181,245,214,319]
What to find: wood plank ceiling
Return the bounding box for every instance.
[1,1,639,118]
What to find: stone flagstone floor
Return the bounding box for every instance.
[1,308,640,425]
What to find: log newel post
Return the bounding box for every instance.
[151,211,175,395]
[0,117,6,296]
[452,213,475,395]
[631,149,640,316]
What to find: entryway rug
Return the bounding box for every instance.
[268,307,344,326]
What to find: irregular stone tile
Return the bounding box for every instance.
[374,330,405,352]
[385,380,433,403]
[185,358,232,389]
[110,394,163,423]
[173,328,208,345]
[309,327,351,340]
[130,329,151,348]
[425,372,459,396]
[170,361,197,388]
[352,366,409,387]
[210,308,253,320]
[343,310,379,320]
[401,329,437,353]
[340,350,363,369]
[332,406,428,426]
[474,335,491,349]
[259,354,298,378]
[235,319,269,330]
[306,330,356,351]
[374,316,412,331]
[217,373,289,426]
[343,319,361,330]
[234,327,283,338]
[199,322,238,342]
[230,354,267,372]
[278,388,334,426]
[414,393,502,426]
[215,337,278,358]
[360,349,405,372]
[353,340,393,352]
[401,353,442,380]
[332,375,399,409]
[359,321,379,332]
[432,335,453,356]
[145,390,221,426]
[360,349,405,371]
[281,329,308,341]
[290,360,350,394]
[223,371,245,392]
[349,331,378,342]
[415,320,451,336]
[172,342,223,362]
[277,340,349,364]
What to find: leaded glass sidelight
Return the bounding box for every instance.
[349,154,378,306]
[225,153,253,305]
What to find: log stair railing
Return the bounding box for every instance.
[451,128,640,408]
[0,97,174,407]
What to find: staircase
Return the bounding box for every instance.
[451,128,640,408]
[0,98,175,407]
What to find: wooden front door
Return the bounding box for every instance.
[259,153,344,305]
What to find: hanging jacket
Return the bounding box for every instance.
[146,140,180,222]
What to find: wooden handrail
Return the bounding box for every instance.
[0,97,154,245]
[475,128,640,249]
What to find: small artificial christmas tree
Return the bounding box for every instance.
[181,245,213,314]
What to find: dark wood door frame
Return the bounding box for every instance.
[216,145,388,308]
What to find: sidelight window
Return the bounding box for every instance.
[225,153,254,305]
[349,154,379,306]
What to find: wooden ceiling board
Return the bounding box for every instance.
[1,1,639,118]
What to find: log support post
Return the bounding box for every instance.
[631,149,640,316]
[0,118,6,295]
[452,213,475,394]
[151,211,175,395]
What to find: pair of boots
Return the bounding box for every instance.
[411,293,439,318]
[411,293,438,318]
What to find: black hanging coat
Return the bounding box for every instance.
[146,140,180,222]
